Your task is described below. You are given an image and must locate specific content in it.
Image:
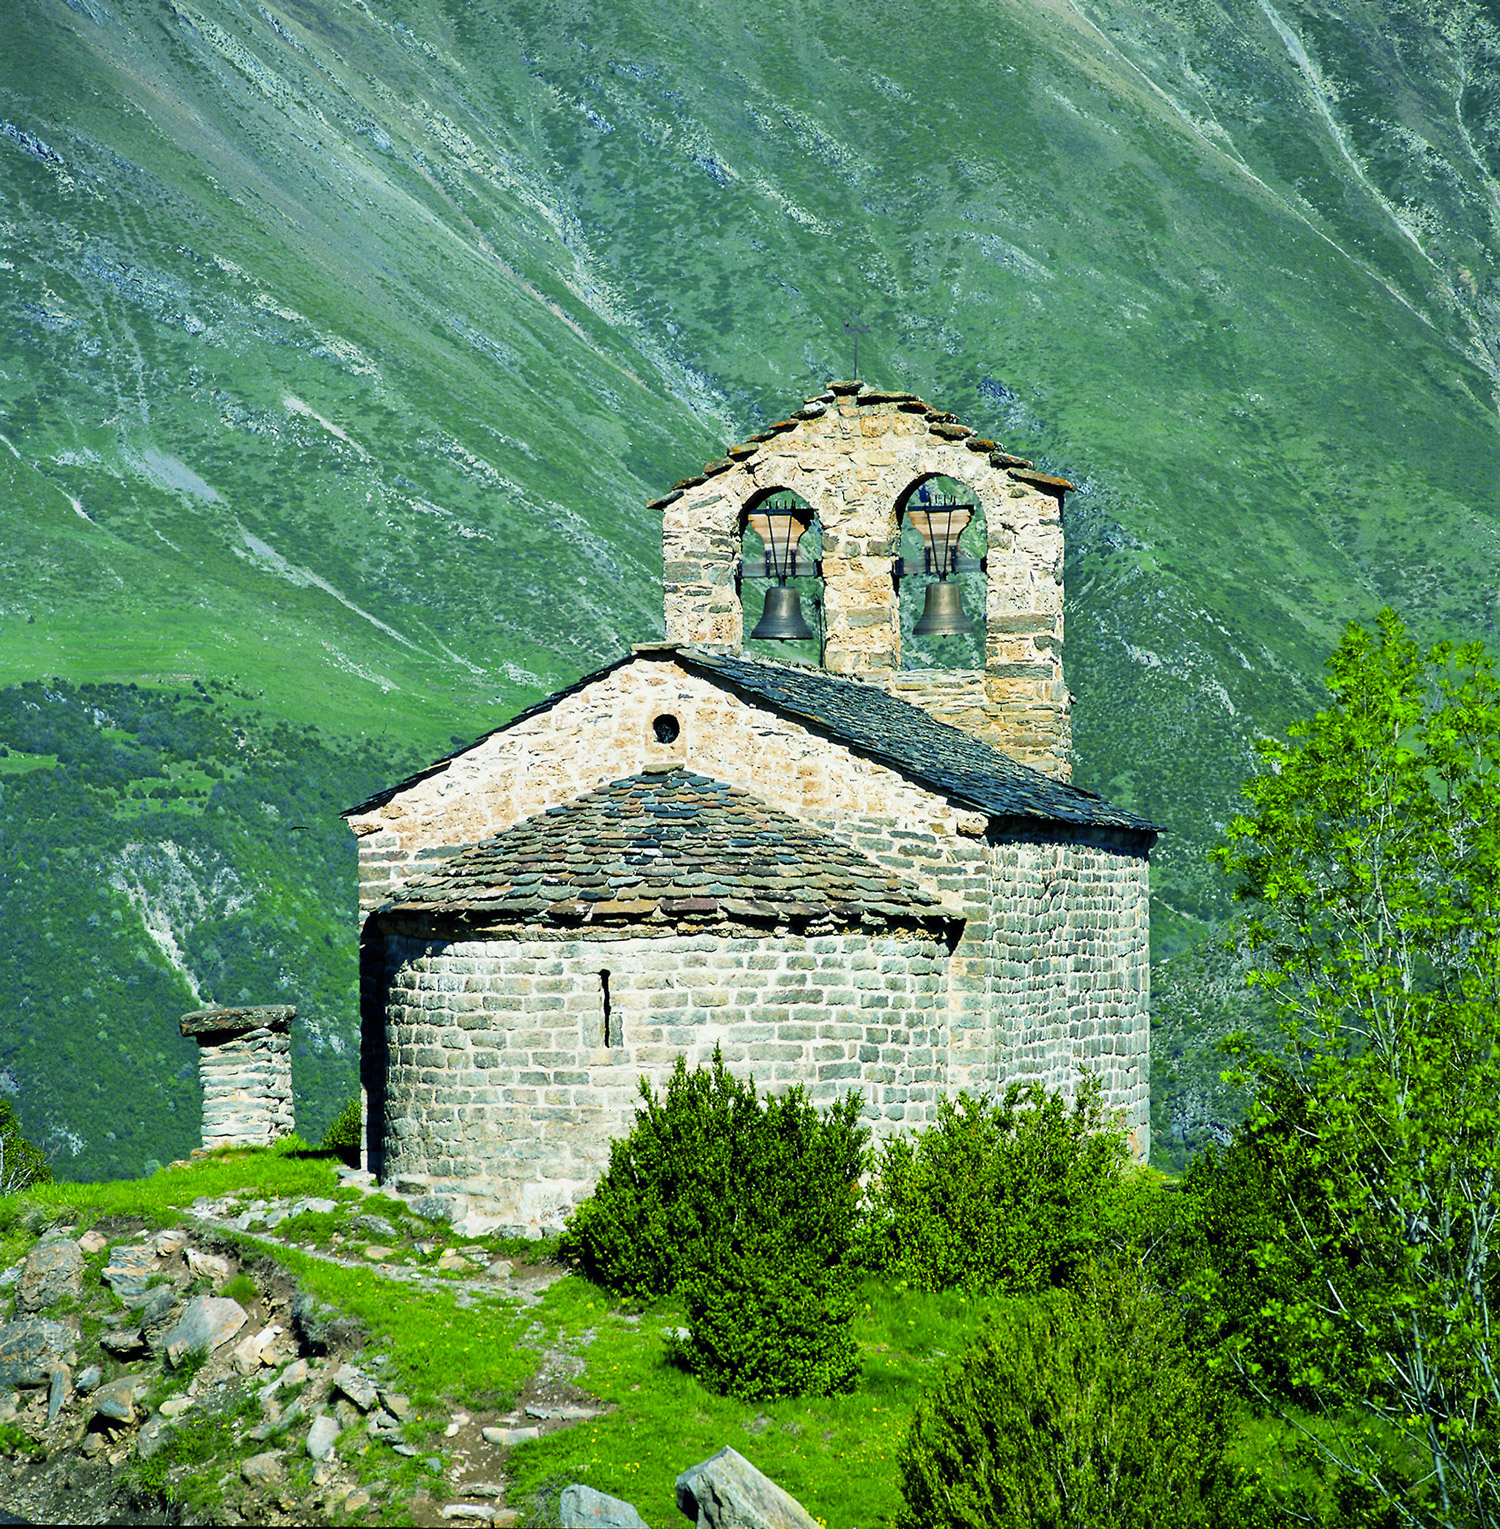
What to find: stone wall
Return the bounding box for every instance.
[180,1006,296,1150]
[989,830,1151,1157]
[371,927,951,1231]
[657,387,1071,777]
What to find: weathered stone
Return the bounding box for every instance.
[17,1238,83,1312]
[185,1249,231,1282]
[0,1318,76,1387]
[164,1295,249,1366]
[101,1245,158,1302]
[675,1447,818,1529]
[242,1450,285,1488]
[559,1483,650,1528]
[100,1328,146,1357]
[232,1325,280,1375]
[0,1388,18,1423]
[306,1413,340,1460]
[139,1285,183,1354]
[182,1008,296,1150]
[46,1364,71,1425]
[480,1425,539,1446]
[159,1396,194,1418]
[75,1229,107,1256]
[136,1417,175,1459]
[75,1365,101,1394]
[331,1362,379,1412]
[92,1376,145,1425]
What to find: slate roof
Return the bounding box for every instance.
[673,649,1158,835]
[345,647,1158,837]
[380,768,956,932]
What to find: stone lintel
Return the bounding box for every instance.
[180,1005,296,1039]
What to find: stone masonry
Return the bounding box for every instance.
[179,1006,296,1150]
[372,926,951,1230]
[655,382,1073,778]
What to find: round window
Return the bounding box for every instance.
[652,714,681,744]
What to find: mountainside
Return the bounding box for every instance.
[4,0,1500,1175]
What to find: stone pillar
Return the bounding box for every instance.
[179,1006,296,1150]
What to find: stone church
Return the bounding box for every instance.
[345,382,1157,1232]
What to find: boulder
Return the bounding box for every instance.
[185,1248,231,1283]
[331,1362,379,1412]
[164,1295,248,1366]
[139,1285,183,1354]
[92,1375,145,1425]
[306,1413,340,1461]
[16,1239,83,1313]
[102,1245,159,1302]
[242,1450,285,1488]
[675,1448,819,1529]
[0,1318,77,1387]
[560,1483,650,1528]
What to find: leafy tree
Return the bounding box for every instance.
[0,1100,51,1195]
[1210,609,1500,1526]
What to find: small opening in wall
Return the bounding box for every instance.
[652,714,680,744]
[600,969,622,1048]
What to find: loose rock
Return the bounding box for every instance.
[675,1446,819,1529]
[306,1413,340,1460]
[185,1248,231,1282]
[92,1375,144,1425]
[76,1230,107,1255]
[101,1245,158,1302]
[242,1451,286,1488]
[560,1483,650,1528]
[0,1318,77,1387]
[331,1361,379,1411]
[481,1424,539,1446]
[46,1364,71,1426]
[76,1365,101,1394]
[164,1295,249,1366]
[17,1239,83,1313]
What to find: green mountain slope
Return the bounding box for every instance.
[3,0,1499,1173]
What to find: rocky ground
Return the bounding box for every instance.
[0,1166,609,1526]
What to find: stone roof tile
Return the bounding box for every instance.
[380,768,955,932]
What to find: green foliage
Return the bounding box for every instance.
[0,1098,51,1195]
[1210,610,1500,1525]
[559,1048,867,1301]
[859,1079,1128,1295]
[895,1265,1247,1529]
[322,1097,362,1168]
[670,1231,860,1402]
[220,1273,256,1305]
[561,1049,866,1398]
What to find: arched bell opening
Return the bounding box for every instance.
[739,488,823,662]
[896,475,986,670]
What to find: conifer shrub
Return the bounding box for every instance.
[560,1048,867,1397]
[858,1077,1128,1294]
[0,1100,51,1195]
[559,1047,867,1300]
[895,1265,1246,1529]
[321,1097,362,1168]
[670,1229,861,1401]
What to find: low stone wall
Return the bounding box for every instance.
[180,1006,296,1150]
[371,927,951,1232]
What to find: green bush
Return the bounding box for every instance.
[0,1099,51,1195]
[559,1047,867,1301]
[859,1078,1128,1294]
[671,1230,860,1401]
[321,1097,362,1168]
[896,1265,1252,1529]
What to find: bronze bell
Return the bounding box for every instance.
[750,584,815,641]
[913,579,974,637]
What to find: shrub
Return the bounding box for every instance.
[559,1047,867,1301]
[896,1264,1250,1529]
[0,1100,50,1195]
[321,1097,362,1168]
[859,1077,1127,1294]
[671,1230,860,1401]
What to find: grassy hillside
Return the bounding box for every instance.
[4,0,1500,1172]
